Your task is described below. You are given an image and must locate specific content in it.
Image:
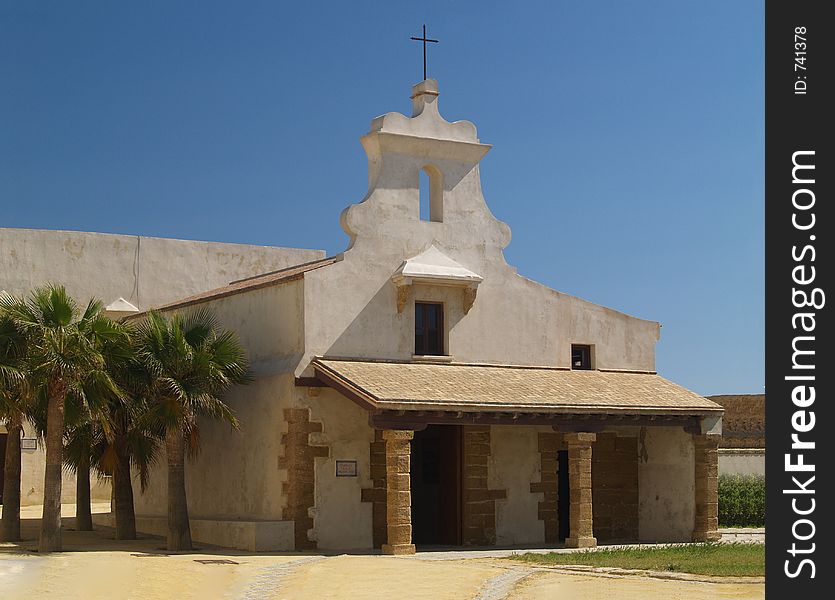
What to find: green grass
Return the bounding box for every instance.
[510,543,764,577]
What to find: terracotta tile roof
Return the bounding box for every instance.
[312,358,724,415]
[128,255,341,317]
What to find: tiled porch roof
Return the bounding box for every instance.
[312,358,723,415]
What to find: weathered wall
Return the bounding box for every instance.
[1,227,322,511]
[134,282,306,523]
[718,449,765,476]
[1,421,111,507]
[592,432,639,543]
[638,427,695,542]
[134,373,296,521]
[306,387,375,550]
[490,425,551,546]
[303,255,659,375]
[0,227,323,311]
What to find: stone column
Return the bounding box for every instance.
[381,429,416,555]
[565,432,597,548]
[692,434,721,542]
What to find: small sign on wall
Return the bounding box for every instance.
[21,438,38,450]
[335,460,358,477]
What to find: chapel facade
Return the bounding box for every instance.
[2,79,723,553]
[128,79,723,552]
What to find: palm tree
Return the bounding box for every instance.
[134,309,249,551]
[93,381,161,540]
[0,301,28,542]
[1,285,126,552]
[63,320,139,536]
[62,420,101,531]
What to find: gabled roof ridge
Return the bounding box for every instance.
[230,255,342,285]
[127,254,342,318]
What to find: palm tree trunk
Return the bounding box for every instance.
[0,413,22,542]
[75,452,93,531]
[39,383,65,552]
[113,434,136,540]
[165,428,191,551]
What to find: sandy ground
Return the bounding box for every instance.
[511,571,761,600]
[0,504,765,600]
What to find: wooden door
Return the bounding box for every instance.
[439,425,462,545]
[558,449,570,541]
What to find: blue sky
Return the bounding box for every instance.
[0,1,763,395]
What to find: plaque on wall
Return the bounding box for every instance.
[21,438,38,450]
[335,460,358,477]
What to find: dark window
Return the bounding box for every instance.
[415,302,444,356]
[571,344,592,370]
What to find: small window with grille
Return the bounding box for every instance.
[571,344,592,370]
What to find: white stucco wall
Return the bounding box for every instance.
[307,388,374,550]
[133,281,306,521]
[0,227,323,312]
[133,374,295,521]
[638,427,695,542]
[489,425,550,546]
[719,449,765,477]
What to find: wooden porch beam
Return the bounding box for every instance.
[294,376,326,387]
[368,410,702,431]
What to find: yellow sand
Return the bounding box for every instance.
[0,503,300,600]
[510,571,764,600]
[281,555,503,600]
[0,504,765,600]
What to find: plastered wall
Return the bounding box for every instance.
[489,425,552,546]
[719,450,765,476]
[0,227,322,311]
[134,282,306,521]
[638,427,695,542]
[306,388,375,550]
[2,421,110,507]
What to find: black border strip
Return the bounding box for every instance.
[765,1,833,595]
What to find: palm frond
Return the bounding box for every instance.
[132,308,249,458]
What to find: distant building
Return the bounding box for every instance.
[706,394,764,476]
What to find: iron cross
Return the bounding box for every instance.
[410,25,439,81]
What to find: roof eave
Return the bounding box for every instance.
[311,358,724,418]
